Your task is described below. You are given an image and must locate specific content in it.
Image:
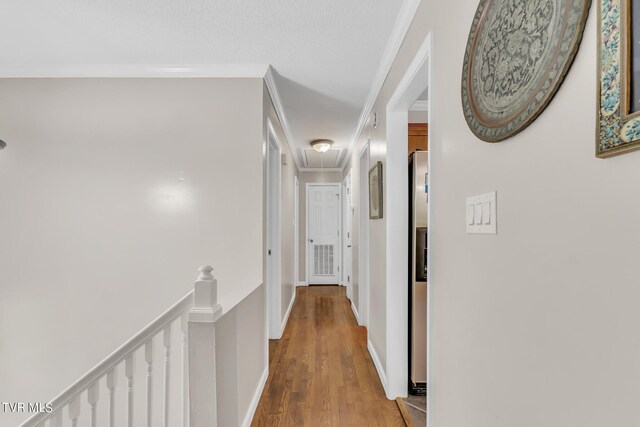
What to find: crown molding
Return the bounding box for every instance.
[0,64,269,78]
[3,62,303,171]
[264,66,302,171]
[340,0,422,170]
[410,100,429,112]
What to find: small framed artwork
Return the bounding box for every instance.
[369,161,383,219]
[597,0,640,157]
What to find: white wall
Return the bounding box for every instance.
[350,144,369,322]
[298,171,344,283]
[345,141,387,375]
[216,284,267,427]
[408,109,428,123]
[347,1,640,425]
[263,84,298,327]
[0,78,265,426]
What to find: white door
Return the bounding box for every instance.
[307,184,341,285]
[343,173,353,298]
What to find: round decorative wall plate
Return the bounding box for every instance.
[462,0,592,142]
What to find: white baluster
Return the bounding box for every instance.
[88,382,99,427]
[181,315,189,427]
[50,411,63,427]
[106,368,117,427]
[163,325,171,427]
[145,340,154,427]
[68,396,80,427]
[125,354,135,427]
[188,265,223,427]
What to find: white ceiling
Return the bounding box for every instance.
[0,0,415,170]
[302,148,343,169]
[417,87,429,101]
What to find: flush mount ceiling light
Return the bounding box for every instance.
[310,139,333,153]
[0,140,6,150]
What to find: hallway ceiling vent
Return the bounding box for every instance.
[302,148,343,169]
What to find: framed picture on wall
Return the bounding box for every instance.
[597,0,640,157]
[369,161,383,219]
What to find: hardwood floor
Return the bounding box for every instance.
[396,395,427,426]
[252,286,406,427]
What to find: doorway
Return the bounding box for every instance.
[343,172,353,299]
[306,183,342,285]
[294,176,300,289]
[384,32,431,400]
[266,120,282,340]
[358,143,370,328]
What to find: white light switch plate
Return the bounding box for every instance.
[466,191,497,234]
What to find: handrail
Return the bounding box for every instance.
[21,290,194,427]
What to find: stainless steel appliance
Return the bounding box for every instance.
[416,227,427,282]
[408,151,428,395]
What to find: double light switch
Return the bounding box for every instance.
[466,191,497,234]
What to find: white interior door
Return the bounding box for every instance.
[307,184,341,285]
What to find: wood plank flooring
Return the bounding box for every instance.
[252,286,406,427]
[397,395,427,426]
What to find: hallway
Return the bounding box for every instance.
[252,286,405,426]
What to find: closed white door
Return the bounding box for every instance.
[307,184,341,285]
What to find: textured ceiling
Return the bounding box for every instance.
[0,0,405,169]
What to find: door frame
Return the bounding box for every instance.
[305,182,342,285]
[358,141,370,327]
[294,175,300,288]
[266,119,282,340]
[342,171,353,299]
[384,32,432,399]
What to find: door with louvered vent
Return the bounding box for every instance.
[307,184,341,285]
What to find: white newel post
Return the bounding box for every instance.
[188,265,223,427]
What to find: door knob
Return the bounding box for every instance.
[309,239,314,243]
[347,245,352,248]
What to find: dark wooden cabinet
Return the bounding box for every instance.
[408,123,428,155]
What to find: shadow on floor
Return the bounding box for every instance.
[397,394,426,426]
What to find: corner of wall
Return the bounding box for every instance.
[280,288,296,335]
[240,366,269,427]
[367,339,389,398]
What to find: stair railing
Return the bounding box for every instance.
[21,265,223,427]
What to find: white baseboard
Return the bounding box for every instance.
[280,291,296,335]
[241,366,269,427]
[367,339,389,398]
[243,290,295,426]
[351,301,363,326]
[297,281,308,287]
